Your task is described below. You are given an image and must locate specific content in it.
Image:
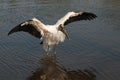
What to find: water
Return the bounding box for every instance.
[0,0,120,80]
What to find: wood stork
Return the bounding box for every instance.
[8,11,97,54]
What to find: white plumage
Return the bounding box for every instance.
[8,11,97,54]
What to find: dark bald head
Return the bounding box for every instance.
[58,24,70,39]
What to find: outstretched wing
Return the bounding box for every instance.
[8,18,47,39]
[56,11,97,26]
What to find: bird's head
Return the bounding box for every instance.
[58,24,70,40]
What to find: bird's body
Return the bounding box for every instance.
[40,24,66,52]
[8,11,97,54]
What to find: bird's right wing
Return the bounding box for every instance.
[56,11,97,27]
[8,18,48,39]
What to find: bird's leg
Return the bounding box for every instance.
[52,45,56,54]
[46,45,54,56]
[46,50,49,55]
[52,45,57,62]
[46,45,50,55]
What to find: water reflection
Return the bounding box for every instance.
[27,54,96,80]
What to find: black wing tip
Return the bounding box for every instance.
[8,28,14,36]
[7,21,27,36]
[8,25,21,36]
[82,12,97,20]
[8,29,16,36]
[8,19,38,36]
[74,11,97,17]
[8,31,11,36]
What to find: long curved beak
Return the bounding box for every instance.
[61,27,70,40]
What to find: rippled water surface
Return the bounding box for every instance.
[0,0,120,80]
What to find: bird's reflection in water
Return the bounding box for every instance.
[27,54,96,80]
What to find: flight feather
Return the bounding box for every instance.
[8,18,48,39]
[56,11,97,26]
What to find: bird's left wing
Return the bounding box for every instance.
[56,11,97,26]
[8,18,48,39]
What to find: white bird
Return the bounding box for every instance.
[8,11,97,54]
